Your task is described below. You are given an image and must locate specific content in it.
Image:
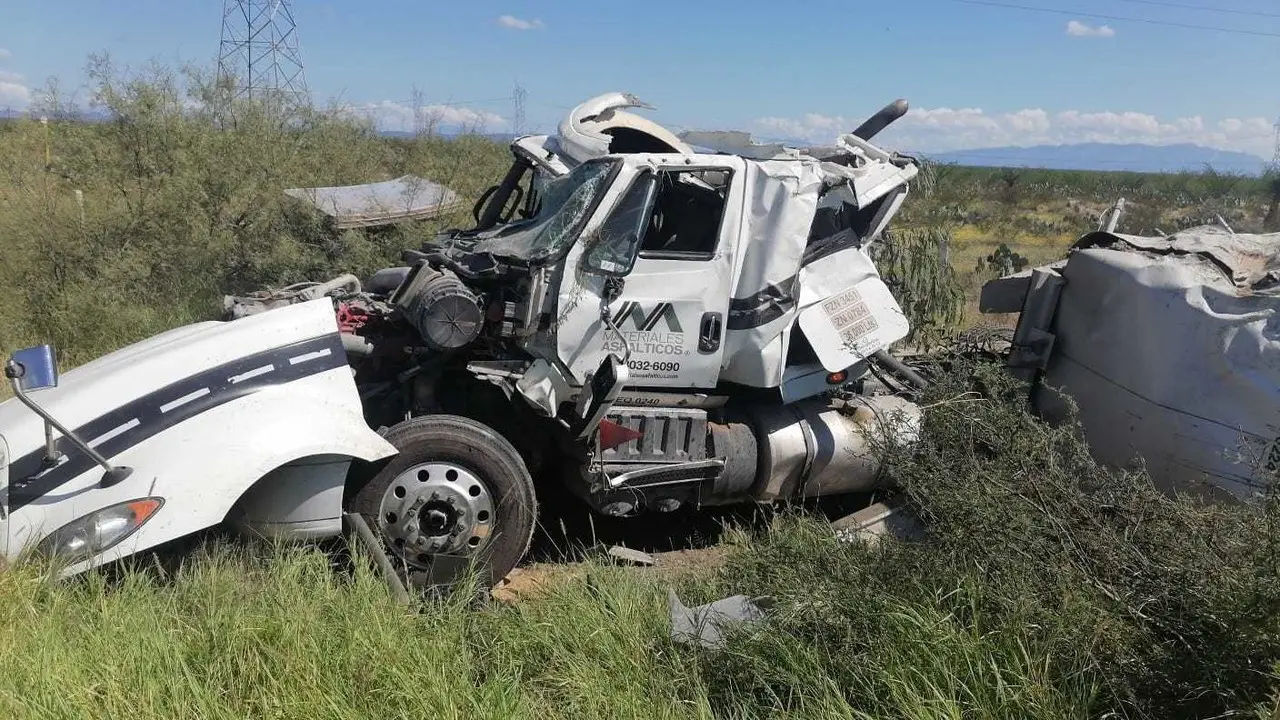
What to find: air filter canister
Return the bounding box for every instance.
[394,264,485,351]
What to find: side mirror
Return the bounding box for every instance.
[5,344,134,489]
[8,345,59,391]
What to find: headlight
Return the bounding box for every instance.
[37,497,164,565]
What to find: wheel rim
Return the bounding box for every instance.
[376,462,495,568]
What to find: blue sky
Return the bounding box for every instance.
[1,0,1276,157]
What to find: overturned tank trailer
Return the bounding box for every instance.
[1,93,927,589]
[981,223,1280,503]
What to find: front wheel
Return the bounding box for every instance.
[347,414,538,589]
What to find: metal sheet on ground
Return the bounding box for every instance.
[284,175,464,229]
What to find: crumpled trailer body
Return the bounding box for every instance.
[981,225,1280,502]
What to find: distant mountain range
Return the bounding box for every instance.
[921,142,1269,176]
[426,133,1269,176]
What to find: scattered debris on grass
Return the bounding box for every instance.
[606,546,657,567]
[667,589,770,651]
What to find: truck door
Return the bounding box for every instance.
[557,158,743,390]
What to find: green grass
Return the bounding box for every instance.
[0,530,1102,720]
[0,544,705,719]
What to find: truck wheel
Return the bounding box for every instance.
[348,414,537,589]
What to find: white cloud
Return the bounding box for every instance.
[0,80,31,107]
[1066,21,1115,38]
[0,52,31,108]
[750,107,1275,158]
[341,100,506,134]
[497,15,544,30]
[1218,117,1272,136]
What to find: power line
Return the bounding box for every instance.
[382,94,515,108]
[943,0,1280,38]
[1112,0,1280,20]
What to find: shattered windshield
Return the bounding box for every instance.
[471,159,617,263]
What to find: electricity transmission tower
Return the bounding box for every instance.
[1272,117,1280,169]
[1268,118,1280,232]
[216,0,309,104]
[512,82,527,137]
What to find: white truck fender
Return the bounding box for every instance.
[7,370,398,575]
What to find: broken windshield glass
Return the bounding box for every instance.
[472,159,618,263]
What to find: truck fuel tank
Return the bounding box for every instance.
[746,394,922,501]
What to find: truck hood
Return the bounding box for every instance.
[0,298,346,466]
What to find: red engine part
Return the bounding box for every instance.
[336,302,370,334]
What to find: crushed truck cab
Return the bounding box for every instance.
[4,92,929,589]
[470,145,916,398]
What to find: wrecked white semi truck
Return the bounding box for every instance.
[0,93,926,588]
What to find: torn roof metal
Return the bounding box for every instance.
[283,175,465,230]
[524,94,921,233]
[1072,225,1280,293]
[516,92,919,186]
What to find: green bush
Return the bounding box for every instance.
[699,358,1280,719]
[0,55,510,366]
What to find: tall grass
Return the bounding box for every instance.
[691,359,1280,718]
[0,528,1116,720]
[0,543,714,719]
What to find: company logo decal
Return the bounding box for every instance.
[611,301,683,333]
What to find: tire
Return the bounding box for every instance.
[347,414,537,589]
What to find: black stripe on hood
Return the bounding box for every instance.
[8,333,349,512]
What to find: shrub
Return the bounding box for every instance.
[700,357,1280,719]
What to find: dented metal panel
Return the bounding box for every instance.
[718,159,825,388]
[795,249,910,373]
[0,434,8,556]
[1076,226,1280,292]
[283,175,464,229]
[1032,227,1280,501]
[554,92,693,167]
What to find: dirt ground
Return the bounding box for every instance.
[492,544,732,604]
